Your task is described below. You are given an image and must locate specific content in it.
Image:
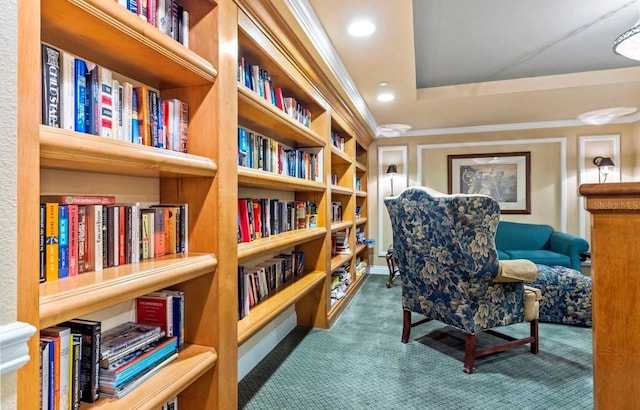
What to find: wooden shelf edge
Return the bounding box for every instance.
[238,228,327,263]
[355,190,367,198]
[237,271,326,344]
[331,221,352,232]
[40,126,217,178]
[42,0,217,86]
[355,161,367,172]
[40,253,217,329]
[328,273,368,326]
[331,185,353,196]
[331,253,352,272]
[331,146,352,164]
[238,86,325,147]
[82,344,217,409]
[355,217,368,225]
[355,244,367,255]
[238,167,325,192]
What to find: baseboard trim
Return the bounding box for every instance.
[369,265,389,275]
[238,307,297,380]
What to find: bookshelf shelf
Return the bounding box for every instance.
[40,127,218,178]
[331,254,352,272]
[238,86,325,148]
[41,0,217,89]
[327,273,367,325]
[331,221,353,232]
[331,185,353,196]
[331,146,352,165]
[355,244,367,255]
[237,270,325,344]
[355,190,367,198]
[355,161,367,172]
[39,253,217,329]
[80,343,218,409]
[238,167,325,192]
[238,228,327,264]
[355,217,368,226]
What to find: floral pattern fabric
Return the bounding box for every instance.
[529,264,592,327]
[384,187,527,336]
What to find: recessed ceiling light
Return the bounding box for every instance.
[377,92,395,102]
[348,20,376,37]
[378,81,389,87]
[376,124,412,137]
[577,107,637,125]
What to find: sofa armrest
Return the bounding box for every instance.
[549,231,590,271]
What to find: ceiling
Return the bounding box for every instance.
[293,0,640,136]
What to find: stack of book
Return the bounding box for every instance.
[98,335,178,399]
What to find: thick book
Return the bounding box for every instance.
[100,351,178,399]
[99,321,163,369]
[71,334,82,410]
[58,319,101,403]
[73,58,87,133]
[41,43,61,128]
[44,202,59,282]
[136,293,173,337]
[60,51,75,131]
[98,65,113,138]
[40,195,116,206]
[68,204,79,277]
[40,339,51,410]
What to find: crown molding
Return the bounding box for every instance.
[285,0,379,134]
[0,322,37,375]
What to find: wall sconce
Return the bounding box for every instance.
[386,164,398,195]
[593,156,615,183]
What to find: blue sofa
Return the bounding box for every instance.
[495,221,589,272]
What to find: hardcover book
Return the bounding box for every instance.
[136,293,173,337]
[40,195,117,206]
[58,205,69,279]
[100,321,164,368]
[41,326,71,410]
[73,58,87,133]
[41,43,61,128]
[45,202,59,282]
[61,51,75,131]
[58,319,101,403]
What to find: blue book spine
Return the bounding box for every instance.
[131,89,140,144]
[127,0,138,14]
[58,205,69,279]
[157,97,164,149]
[74,59,87,133]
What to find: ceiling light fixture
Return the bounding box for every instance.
[378,81,389,87]
[377,92,395,102]
[577,107,637,125]
[347,20,375,37]
[613,5,640,60]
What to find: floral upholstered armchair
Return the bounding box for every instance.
[384,187,540,374]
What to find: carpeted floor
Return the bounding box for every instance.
[239,274,593,409]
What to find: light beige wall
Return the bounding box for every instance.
[370,122,637,267]
[1,0,18,406]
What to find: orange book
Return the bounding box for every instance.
[134,86,151,146]
[45,202,59,282]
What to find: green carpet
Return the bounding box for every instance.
[239,275,593,409]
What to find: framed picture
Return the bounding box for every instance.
[447,151,531,214]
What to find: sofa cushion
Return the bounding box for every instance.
[496,221,554,250]
[503,249,571,268]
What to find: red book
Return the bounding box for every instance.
[251,199,262,239]
[136,293,173,336]
[119,205,126,266]
[238,199,251,243]
[40,195,116,206]
[68,204,79,276]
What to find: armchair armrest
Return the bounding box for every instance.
[495,259,538,282]
[549,231,589,271]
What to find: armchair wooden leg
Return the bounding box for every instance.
[463,334,477,374]
[401,310,411,343]
[530,319,539,354]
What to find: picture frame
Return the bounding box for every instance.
[447,151,531,214]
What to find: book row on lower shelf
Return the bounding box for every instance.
[40,195,188,283]
[237,251,305,320]
[238,127,322,182]
[116,0,191,47]
[238,198,317,243]
[331,261,352,306]
[40,289,184,409]
[41,43,189,152]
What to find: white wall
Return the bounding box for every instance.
[0,0,19,406]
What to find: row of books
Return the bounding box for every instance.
[237,251,305,320]
[238,198,317,243]
[238,127,322,182]
[40,195,188,283]
[115,0,190,47]
[41,44,189,153]
[331,201,343,223]
[40,289,184,407]
[331,130,345,151]
[330,261,352,305]
[237,56,312,128]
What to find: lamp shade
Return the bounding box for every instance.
[386,164,398,174]
[613,18,640,61]
[593,156,615,168]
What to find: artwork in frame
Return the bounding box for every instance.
[447,151,531,214]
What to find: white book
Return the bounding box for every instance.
[60,51,75,131]
[98,66,113,138]
[111,79,121,141]
[181,10,189,48]
[40,340,50,410]
[157,0,167,33]
[122,82,133,145]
